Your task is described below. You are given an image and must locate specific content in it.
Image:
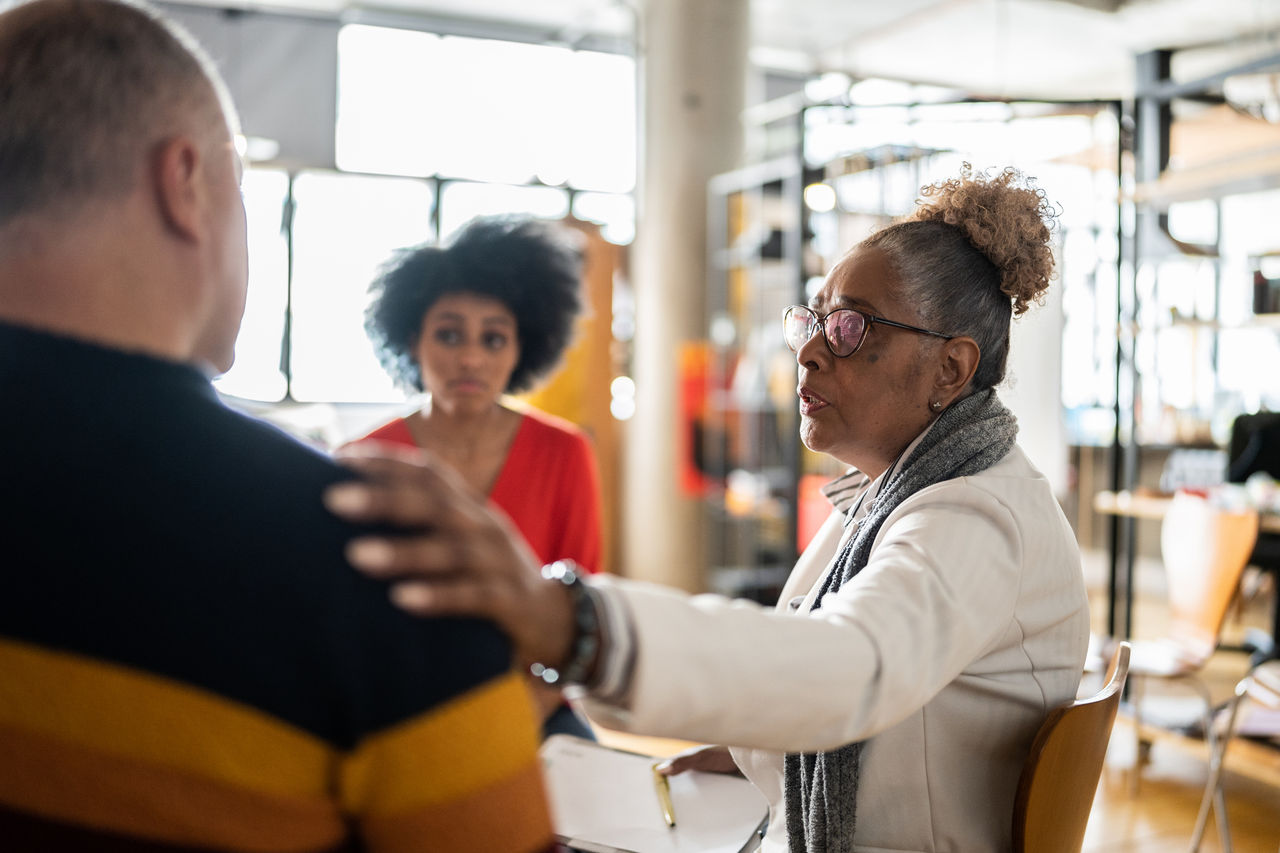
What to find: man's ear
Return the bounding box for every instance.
[152,135,204,242]
[935,335,981,399]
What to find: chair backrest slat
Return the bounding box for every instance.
[1012,642,1131,853]
[1160,493,1259,655]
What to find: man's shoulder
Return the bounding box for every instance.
[173,406,528,736]
[3,361,516,744]
[208,402,348,484]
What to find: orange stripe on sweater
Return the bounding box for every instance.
[0,722,346,852]
[357,757,554,853]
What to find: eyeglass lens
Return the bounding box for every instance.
[785,307,866,357]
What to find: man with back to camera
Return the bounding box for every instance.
[0,0,554,849]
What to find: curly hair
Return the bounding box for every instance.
[863,164,1058,390]
[365,215,584,394]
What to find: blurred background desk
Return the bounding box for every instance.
[1093,490,1280,534]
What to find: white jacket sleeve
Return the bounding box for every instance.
[579,480,1023,753]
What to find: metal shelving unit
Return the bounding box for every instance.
[702,156,807,604]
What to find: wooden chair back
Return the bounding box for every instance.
[1012,642,1131,853]
[1160,492,1259,660]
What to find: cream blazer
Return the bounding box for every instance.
[582,445,1090,852]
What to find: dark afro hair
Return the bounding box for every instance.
[365,215,584,394]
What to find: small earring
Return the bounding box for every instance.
[930,400,944,411]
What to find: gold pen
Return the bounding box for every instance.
[651,763,677,828]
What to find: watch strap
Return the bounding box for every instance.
[530,560,600,686]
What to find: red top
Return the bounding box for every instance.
[356,408,602,573]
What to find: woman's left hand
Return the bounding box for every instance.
[324,444,576,671]
[655,745,742,777]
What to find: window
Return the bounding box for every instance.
[336,26,635,193]
[289,171,434,402]
[437,181,570,241]
[219,23,636,407]
[215,168,290,402]
[573,191,636,246]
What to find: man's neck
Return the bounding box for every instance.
[0,214,199,367]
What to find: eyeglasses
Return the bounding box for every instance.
[782,304,950,358]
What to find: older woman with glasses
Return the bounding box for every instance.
[327,165,1091,852]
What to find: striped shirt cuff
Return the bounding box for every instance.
[579,581,637,705]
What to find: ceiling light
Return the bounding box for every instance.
[803,182,837,212]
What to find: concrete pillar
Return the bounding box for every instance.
[623,0,748,591]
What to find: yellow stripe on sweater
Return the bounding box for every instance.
[340,669,543,815]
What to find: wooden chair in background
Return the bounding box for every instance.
[1092,492,1259,850]
[1013,641,1131,853]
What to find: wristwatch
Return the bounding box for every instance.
[530,559,600,686]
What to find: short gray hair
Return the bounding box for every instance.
[0,0,236,224]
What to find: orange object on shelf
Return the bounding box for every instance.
[797,473,832,553]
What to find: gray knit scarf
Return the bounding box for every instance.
[782,388,1018,852]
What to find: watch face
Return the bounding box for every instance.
[530,661,562,684]
[542,559,580,585]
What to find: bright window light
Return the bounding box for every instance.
[289,170,434,403]
[336,25,635,193]
[572,192,635,245]
[437,182,570,242]
[846,77,914,105]
[215,168,290,402]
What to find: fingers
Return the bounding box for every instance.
[336,448,446,485]
[385,582,442,614]
[338,445,478,501]
[325,458,458,531]
[324,442,558,662]
[388,573,570,670]
[334,439,432,466]
[654,755,693,776]
[345,535,465,579]
[345,518,531,589]
[655,745,738,776]
[387,579,492,618]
